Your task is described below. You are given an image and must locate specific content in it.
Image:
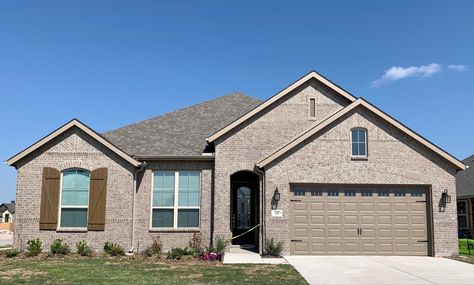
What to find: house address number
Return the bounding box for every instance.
[271,210,283,217]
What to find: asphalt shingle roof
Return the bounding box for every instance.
[0,202,15,214]
[457,154,474,198]
[102,92,262,157]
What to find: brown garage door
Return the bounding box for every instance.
[289,185,429,255]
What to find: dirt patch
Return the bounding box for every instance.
[0,268,47,279]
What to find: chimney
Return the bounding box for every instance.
[11,200,15,204]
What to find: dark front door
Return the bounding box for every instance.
[232,182,257,245]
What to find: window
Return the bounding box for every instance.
[294,191,305,196]
[4,213,9,223]
[458,201,468,230]
[361,191,373,197]
[60,169,90,228]
[311,191,322,196]
[328,191,339,197]
[344,191,356,197]
[378,191,389,197]
[152,171,201,228]
[411,190,423,197]
[309,98,316,118]
[394,191,406,197]
[351,128,367,157]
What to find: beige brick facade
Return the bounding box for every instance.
[11,76,460,256]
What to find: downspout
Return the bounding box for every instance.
[255,166,265,255]
[129,161,147,254]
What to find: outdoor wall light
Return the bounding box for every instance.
[273,188,281,202]
[442,189,451,204]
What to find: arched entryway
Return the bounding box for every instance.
[230,171,260,246]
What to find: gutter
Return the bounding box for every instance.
[135,155,215,161]
[129,161,147,254]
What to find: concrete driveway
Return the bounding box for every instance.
[286,256,474,285]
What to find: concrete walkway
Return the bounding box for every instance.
[223,247,286,264]
[286,256,474,285]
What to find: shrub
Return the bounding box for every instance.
[205,245,215,253]
[104,241,125,256]
[215,236,228,255]
[26,238,42,256]
[76,240,93,257]
[144,237,162,257]
[167,247,196,260]
[50,239,70,255]
[264,238,284,257]
[5,249,20,258]
[188,233,203,253]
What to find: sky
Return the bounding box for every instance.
[0,1,473,201]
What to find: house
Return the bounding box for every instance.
[0,201,15,233]
[0,201,15,223]
[5,71,466,256]
[456,154,474,238]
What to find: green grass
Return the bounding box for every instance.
[0,257,308,285]
[459,239,474,255]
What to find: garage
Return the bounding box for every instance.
[289,185,430,255]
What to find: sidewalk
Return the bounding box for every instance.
[223,246,287,264]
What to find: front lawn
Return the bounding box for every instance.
[459,239,474,255]
[0,257,308,285]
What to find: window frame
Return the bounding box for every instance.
[351,127,368,158]
[309,97,316,119]
[150,171,201,230]
[57,168,90,230]
[458,200,468,230]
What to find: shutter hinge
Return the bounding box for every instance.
[417,240,429,243]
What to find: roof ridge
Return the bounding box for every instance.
[102,92,261,134]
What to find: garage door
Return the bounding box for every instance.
[289,185,429,255]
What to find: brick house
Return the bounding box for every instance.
[6,71,465,256]
[456,154,474,238]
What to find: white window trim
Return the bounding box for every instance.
[57,169,90,230]
[150,171,201,230]
[351,127,368,158]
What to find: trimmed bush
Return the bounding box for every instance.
[144,237,163,257]
[26,238,42,256]
[104,241,125,256]
[167,247,197,260]
[50,239,70,255]
[5,249,20,258]
[76,240,93,257]
[264,238,284,257]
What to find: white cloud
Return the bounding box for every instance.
[371,63,442,87]
[448,64,468,72]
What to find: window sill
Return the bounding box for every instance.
[57,227,88,233]
[351,156,368,161]
[149,228,200,233]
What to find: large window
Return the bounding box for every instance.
[60,169,90,228]
[458,201,468,229]
[152,171,200,229]
[351,128,367,157]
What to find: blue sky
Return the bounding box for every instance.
[1,1,473,201]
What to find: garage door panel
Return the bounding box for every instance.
[290,185,429,256]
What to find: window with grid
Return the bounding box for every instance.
[351,128,367,157]
[152,171,200,228]
[60,169,90,228]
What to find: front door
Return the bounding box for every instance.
[232,183,257,245]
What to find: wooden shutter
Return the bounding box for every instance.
[39,167,60,230]
[88,168,108,231]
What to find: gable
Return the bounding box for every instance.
[457,154,474,197]
[207,70,357,143]
[5,119,140,167]
[257,99,465,170]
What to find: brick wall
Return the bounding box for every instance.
[14,127,136,252]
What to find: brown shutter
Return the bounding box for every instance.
[39,167,60,230]
[88,168,108,231]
